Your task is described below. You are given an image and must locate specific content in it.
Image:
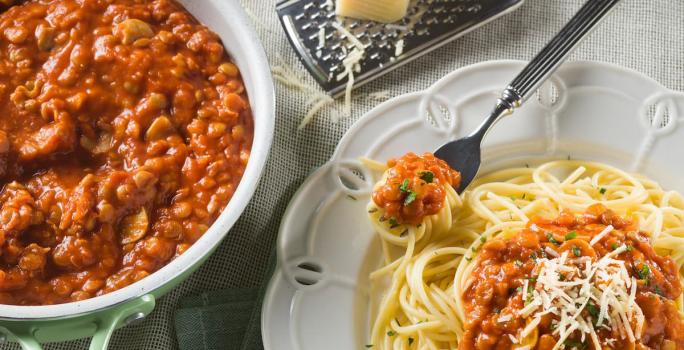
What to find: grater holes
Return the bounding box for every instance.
[278,0,523,90]
[467,4,483,13]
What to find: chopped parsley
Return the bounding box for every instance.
[347,194,357,201]
[399,179,410,193]
[654,285,664,296]
[626,245,634,252]
[386,331,396,337]
[564,339,588,350]
[530,252,537,260]
[637,263,651,282]
[586,302,599,320]
[465,257,472,262]
[388,217,398,228]
[368,208,378,213]
[400,230,408,237]
[611,242,619,250]
[572,245,581,257]
[546,233,561,246]
[480,236,487,243]
[403,191,417,206]
[565,231,578,240]
[599,187,607,194]
[559,273,565,281]
[408,337,414,346]
[365,345,374,349]
[418,171,434,183]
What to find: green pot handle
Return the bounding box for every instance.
[89,294,156,350]
[0,294,155,350]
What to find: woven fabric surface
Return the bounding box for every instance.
[2,0,683,349]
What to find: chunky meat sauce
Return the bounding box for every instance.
[0,0,253,304]
[461,205,684,350]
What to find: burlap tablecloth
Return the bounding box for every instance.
[5,0,682,349]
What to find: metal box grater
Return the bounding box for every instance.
[276,0,524,97]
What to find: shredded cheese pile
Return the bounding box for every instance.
[514,238,645,350]
[271,56,338,129]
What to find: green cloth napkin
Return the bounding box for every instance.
[175,253,275,350]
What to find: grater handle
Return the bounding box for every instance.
[503,0,623,106]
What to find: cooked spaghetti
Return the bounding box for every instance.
[366,156,684,350]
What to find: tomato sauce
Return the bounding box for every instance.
[0,0,253,305]
[461,204,684,350]
[371,152,460,225]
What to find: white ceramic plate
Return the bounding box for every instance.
[261,60,684,350]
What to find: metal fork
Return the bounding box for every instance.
[435,0,623,193]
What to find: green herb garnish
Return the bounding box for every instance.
[637,263,651,282]
[565,231,578,240]
[599,187,607,194]
[586,302,599,319]
[408,337,414,346]
[403,191,417,206]
[418,171,434,183]
[480,236,487,243]
[611,243,619,250]
[564,339,588,350]
[546,233,560,246]
[399,179,410,193]
[388,217,398,228]
[572,245,581,257]
[387,331,396,337]
[654,285,664,296]
[365,345,374,348]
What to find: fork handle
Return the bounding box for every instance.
[472,0,623,140]
[506,0,623,105]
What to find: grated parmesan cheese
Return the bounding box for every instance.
[589,225,614,246]
[519,243,644,349]
[395,39,404,56]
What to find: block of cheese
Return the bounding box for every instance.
[336,0,410,23]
